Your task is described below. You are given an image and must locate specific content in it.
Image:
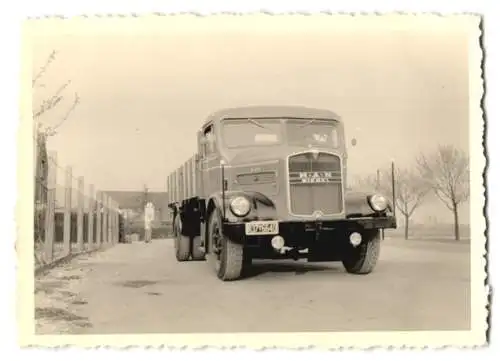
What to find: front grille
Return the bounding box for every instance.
[288,152,343,215]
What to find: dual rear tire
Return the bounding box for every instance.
[174,215,206,262]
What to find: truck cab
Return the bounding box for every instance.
[167,106,397,281]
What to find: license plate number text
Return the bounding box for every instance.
[245,221,279,236]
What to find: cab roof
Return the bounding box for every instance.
[202,105,342,129]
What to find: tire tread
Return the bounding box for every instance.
[191,236,205,261]
[208,210,244,281]
[342,232,381,274]
[174,215,191,262]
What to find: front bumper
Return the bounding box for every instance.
[222,216,397,248]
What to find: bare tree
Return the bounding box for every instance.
[416,145,470,241]
[33,50,80,263]
[380,167,429,240]
[33,50,80,137]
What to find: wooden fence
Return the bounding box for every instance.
[34,150,122,271]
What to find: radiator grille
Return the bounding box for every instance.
[288,152,343,215]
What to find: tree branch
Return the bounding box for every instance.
[46,92,81,136]
[416,145,470,211]
[32,50,57,88]
[355,164,429,221]
[32,50,80,136]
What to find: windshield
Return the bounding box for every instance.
[221,118,341,149]
[286,119,340,148]
[222,119,282,148]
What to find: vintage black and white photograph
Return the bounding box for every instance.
[18,14,486,348]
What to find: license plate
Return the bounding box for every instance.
[245,221,279,236]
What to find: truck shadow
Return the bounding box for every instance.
[243,260,339,279]
[116,280,159,288]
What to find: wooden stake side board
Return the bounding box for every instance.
[167,153,198,206]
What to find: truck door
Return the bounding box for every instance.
[199,123,220,198]
[208,124,222,196]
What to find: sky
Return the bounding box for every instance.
[26,15,477,224]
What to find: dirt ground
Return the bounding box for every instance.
[34,237,471,334]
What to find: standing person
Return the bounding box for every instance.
[144,202,154,243]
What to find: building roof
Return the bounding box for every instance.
[102,190,168,210]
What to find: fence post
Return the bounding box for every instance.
[108,197,112,244]
[108,199,114,244]
[113,200,118,244]
[63,165,72,256]
[96,191,102,248]
[77,176,84,252]
[107,196,112,243]
[114,202,118,243]
[87,184,95,249]
[115,202,120,244]
[105,194,110,244]
[111,200,117,244]
[44,151,57,264]
[109,198,114,243]
[102,194,108,244]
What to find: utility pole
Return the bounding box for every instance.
[376,168,384,240]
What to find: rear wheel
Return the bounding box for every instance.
[342,230,381,274]
[174,215,190,262]
[207,210,245,281]
[191,236,205,261]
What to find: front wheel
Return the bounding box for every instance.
[206,210,245,281]
[342,230,381,274]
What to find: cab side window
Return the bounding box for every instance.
[202,124,216,158]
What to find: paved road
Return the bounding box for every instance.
[35,237,470,334]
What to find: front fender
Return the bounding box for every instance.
[345,191,393,218]
[207,190,278,223]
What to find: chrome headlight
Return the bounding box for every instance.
[369,194,388,212]
[229,196,251,217]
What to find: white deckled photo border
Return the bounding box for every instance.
[5,0,495,355]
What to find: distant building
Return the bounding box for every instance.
[102,190,170,224]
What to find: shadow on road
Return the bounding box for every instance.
[116,280,160,288]
[243,260,339,279]
[35,307,93,329]
[146,292,162,296]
